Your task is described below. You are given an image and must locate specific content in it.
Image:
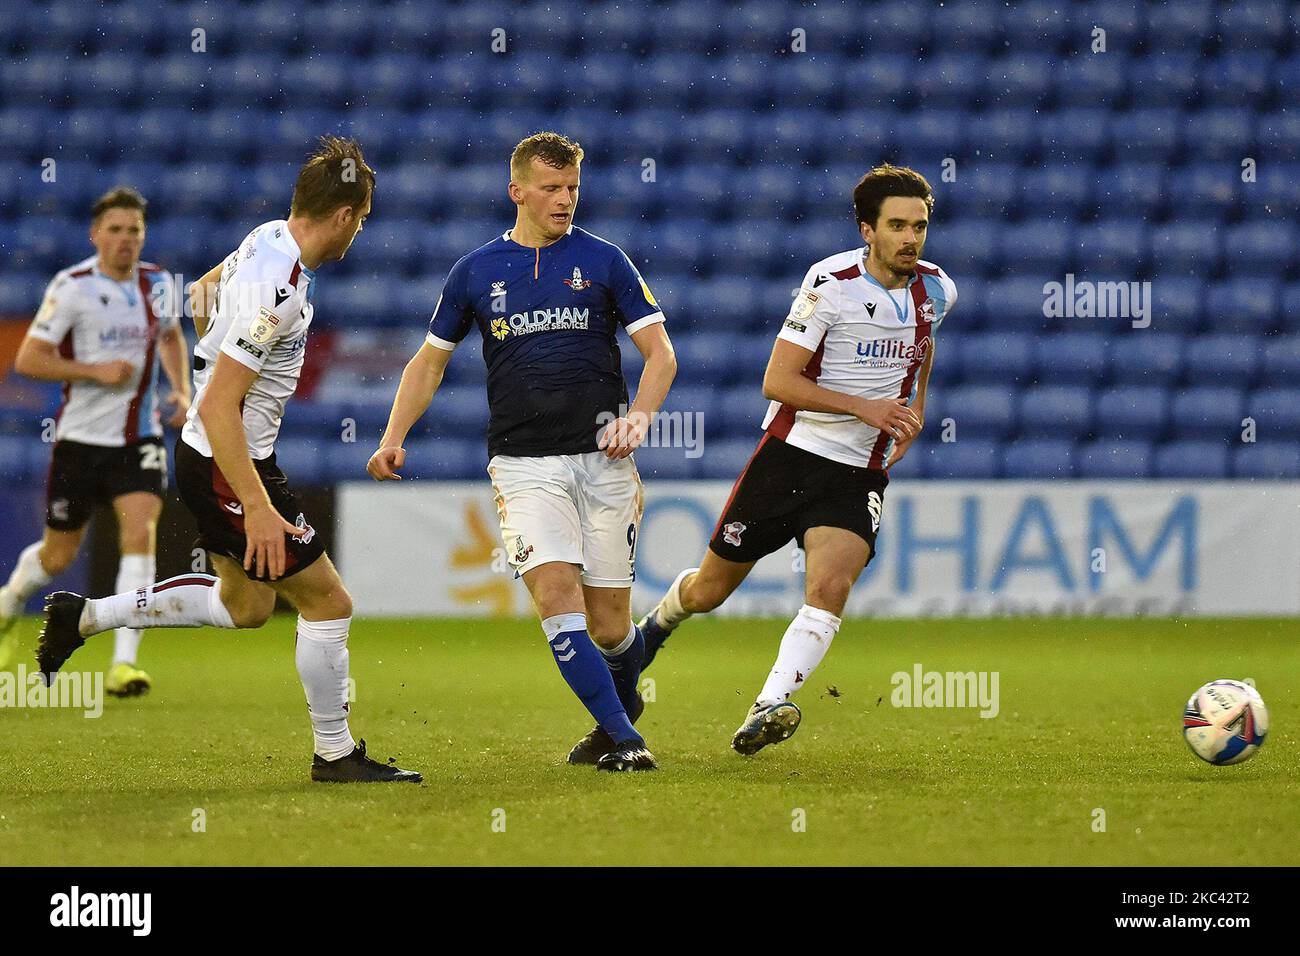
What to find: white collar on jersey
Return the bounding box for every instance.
[502,223,575,243]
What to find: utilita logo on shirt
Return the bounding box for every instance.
[854,336,931,364]
[98,325,153,346]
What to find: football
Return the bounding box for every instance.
[1183,680,1270,766]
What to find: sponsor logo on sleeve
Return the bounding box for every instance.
[791,288,820,321]
[249,306,280,344]
[638,276,658,307]
[234,337,265,359]
[784,318,807,333]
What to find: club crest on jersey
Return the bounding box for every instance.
[791,288,820,321]
[918,297,937,321]
[723,521,746,547]
[564,267,591,291]
[249,306,280,344]
[490,317,510,340]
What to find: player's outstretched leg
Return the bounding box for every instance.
[731,604,841,755]
[37,571,252,684]
[640,550,755,671]
[637,567,696,670]
[105,553,156,698]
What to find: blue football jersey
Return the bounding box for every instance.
[426,226,665,458]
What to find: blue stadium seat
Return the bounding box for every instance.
[1150,220,1221,275]
[1216,2,1291,52]
[1095,385,1170,440]
[1245,388,1300,436]
[718,386,769,434]
[925,439,1000,479]
[1183,334,1262,388]
[1205,279,1279,333]
[1145,0,1215,51]
[1038,109,1109,158]
[1128,55,1199,107]
[1187,108,1255,163]
[634,444,699,480]
[1155,440,1230,478]
[1094,163,1165,218]
[1077,440,1154,479]
[953,332,1035,386]
[700,438,760,481]
[1170,388,1247,439]
[1054,55,1126,108]
[1019,167,1092,221]
[940,385,1016,439]
[1000,219,1070,271]
[1224,221,1294,276]
[1001,438,1076,479]
[1261,338,1300,385]
[1017,386,1092,439]
[1200,55,1276,108]
[1033,333,1107,386]
[1232,443,1300,479]
[1110,110,1182,163]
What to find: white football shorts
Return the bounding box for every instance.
[486,451,644,587]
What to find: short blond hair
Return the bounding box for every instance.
[510,131,584,182]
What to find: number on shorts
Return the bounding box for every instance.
[627,523,637,562]
[139,443,167,471]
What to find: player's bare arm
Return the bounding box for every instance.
[599,322,677,460]
[368,341,454,480]
[887,339,935,468]
[157,323,192,427]
[14,335,134,387]
[763,338,921,441]
[189,261,224,338]
[198,352,305,579]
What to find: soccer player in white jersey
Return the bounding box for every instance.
[368,132,677,771]
[0,188,190,694]
[638,164,957,754]
[36,137,421,783]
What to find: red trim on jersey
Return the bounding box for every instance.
[288,261,302,287]
[867,280,933,469]
[68,267,93,279]
[765,337,827,440]
[830,264,861,281]
[710,433,773,541]
[154,576,215,593]
[122,270,161,444]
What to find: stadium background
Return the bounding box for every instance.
[0,0,1296,616]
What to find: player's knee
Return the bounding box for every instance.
[224,589,275,629]
[805,578,852,616]
[328,589,354,620]
[587,625,625,649]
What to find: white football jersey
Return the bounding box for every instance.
[27,256,179,447]
[761,247,957,468]
[182,220,315,460]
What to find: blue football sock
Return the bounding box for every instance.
[599,623,644,717]
[542,613,640,744]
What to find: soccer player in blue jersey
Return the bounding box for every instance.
[369,132,677,771]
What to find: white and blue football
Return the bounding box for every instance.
[1183,679,1269,766]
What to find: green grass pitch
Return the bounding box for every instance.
[1,616,1296,866]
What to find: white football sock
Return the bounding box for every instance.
[654,566,699,630]
[5,542,54,604]
[111,554,154,665]
[295,615,356,761]
[80,573,237,636]
[755,604,842,708]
